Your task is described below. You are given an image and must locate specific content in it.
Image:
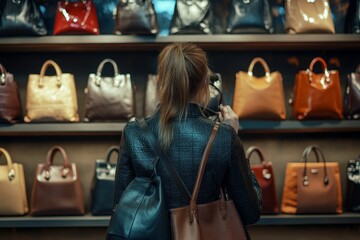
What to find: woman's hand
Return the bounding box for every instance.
[219,105,239,133]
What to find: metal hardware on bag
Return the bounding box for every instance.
[265,72,271,83]
[62,167,69,178]
[8,169,15,181]
[303,175,309,186]
[310,169,319,174]
[243,0,250,4]
[12,0,21,4]
[95,75,101,86]
[113,75,122,87]
[262,169,271,180]
[0,73,5,85]
[56,77,62,88]
[45,170,51,180]
[324,176,329,185]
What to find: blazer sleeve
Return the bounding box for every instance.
[225,130,262,225]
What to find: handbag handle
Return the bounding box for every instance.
[307,57,330,85]
[247,57,271,82]
[43,145,71,180]
[119,0,147,7]
[105,146,119,164]
[0,64,6,85]
[0,147,16,181]
[301,145,329,187]
[246,146,272,180]
[39,60,63,88]
[95,58,122,87]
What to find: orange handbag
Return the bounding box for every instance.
[292,57,343,120]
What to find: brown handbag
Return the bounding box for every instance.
[232,57,286,120]
[30,145,85,216]
[0,64,22,123]
[281,145,342,214]
[84,58,135,122]
[24,60,79,122]
[292,57,343,120]
[0,148,29,215]
[170,122,247,240]
[285,0,335,33]
[246,146,278,214]
[344,64,360,119]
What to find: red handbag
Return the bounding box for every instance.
[246,146,278,214]
[53,0,99,35]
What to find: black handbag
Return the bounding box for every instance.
[329,0,350,33]
[91,146,118,216]
[169,0,211,34]
[345,0,360,33]
[344,65,360,119]
[226,0,274,33]
[0,0,47,36]
[345,155,360,212]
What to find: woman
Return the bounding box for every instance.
[113,42,262,238]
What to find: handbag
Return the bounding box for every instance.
[169,0,211,34]
[84,58,135,122]
[285,0,335,33]
[232,57,286,120]
[144,74,158,118]
[170,121,248,240]
[345,155,360,212]
[24,60,79,123]
[246,146,278,214]
[91,146,118,216]
[0,0,47,36]
[344,64,360,119]
[0,147,28,216]
[0,63,22,123]
[226,0,274,33]
[53,0,100,35]
[329,0,350,33]
[30,145,85,216]
[292,57,343,120]
[345,0,360,33]
[281,145,343,214]
[114,0,158,35]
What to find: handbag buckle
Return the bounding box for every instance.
[62,167,70,178]
[262,169,271,180]
[0,73,5,85]
[8,169,15,181]
[44,170,51,180]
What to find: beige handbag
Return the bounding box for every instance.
[0,148,29,215]
[24,60,79,122]
[232,57,286,120]
[285,0,335,34]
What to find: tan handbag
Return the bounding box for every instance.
[24,60,79,122]
[232,57,286,120]
[84,58,135,122]
[170,122,247,240]
[285,0,335,34]
[30,145,85,216]
[0,148,29,215]
[143,74,158,118]
[281,145,342,214]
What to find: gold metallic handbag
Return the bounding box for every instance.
[232,57,286,120]
[24,60,79,122]
[0,148,29,215]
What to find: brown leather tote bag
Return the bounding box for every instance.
[292,57,343,120]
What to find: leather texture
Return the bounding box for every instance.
[246,146,278,214]
[232,57,286,120]
[292,57,343,120]
[114,104,262,239]
[170,0,211,34]
[281,145,342,214]
[344,65,360,119]
[114,0,158,35]
[84,58,135,122]
[53,0,100,35]
[285,0,335,33]
[0,63,22,123]
[0,0,47,36]
[24,60,79,122]
[345,0,360,33]
[91,146,118,215]
[227,0,274,33]
[0,148,29,216]
[345,155,360,212]
[30,146,85,216]
[92,0,118,34]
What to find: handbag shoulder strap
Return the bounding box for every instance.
[137,118,191,201]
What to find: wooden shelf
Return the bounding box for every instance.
[0,34,359,52]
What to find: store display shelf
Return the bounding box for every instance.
[0,34,359,52]
[1,213,359,228]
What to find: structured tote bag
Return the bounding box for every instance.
[232,57,286,120]
[30,146,85,216]
[170,122,248,240]
[344,65,360,119]
[0,148,28,216]
[345,155,360,212]
[84,58,135,122]
[0,63,22,123]
[91,146,118,216]
[114,0,158,35]
[53,0,100,35]
[292,57,343,120]
[285,0,335,33]
[24,60,79,122]
[246,146,278,214]
[281,145,342,214]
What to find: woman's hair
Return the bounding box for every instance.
[157,42,210,150]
